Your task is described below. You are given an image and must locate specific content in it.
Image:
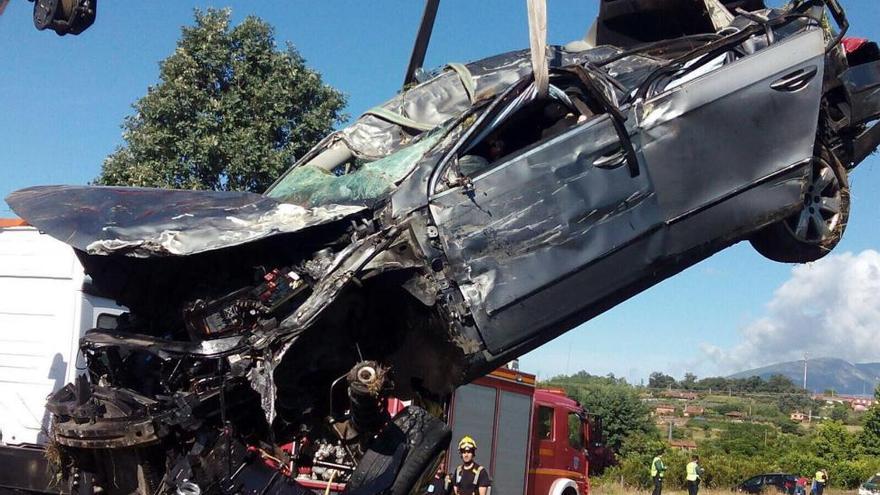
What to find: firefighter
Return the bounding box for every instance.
[686,454,703,495]
[650,450,666,495]
[425,457,452,495]
[453,436,491,495]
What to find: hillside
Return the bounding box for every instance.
[730,357,880,395]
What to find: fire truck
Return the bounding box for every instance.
[445,367,606,495]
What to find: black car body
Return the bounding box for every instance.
[738,474,798,494]
[6,0,880,494]
[860,474,880,495]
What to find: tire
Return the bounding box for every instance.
[750,144,850,263]
[344,406,451,495]
[388,407,450,495]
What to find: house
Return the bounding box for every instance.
[851,397,877,409]
[812,394,877,408]
[654,405,676,416]
[790,411,807,422]
[683,405,704,417]
[725,411,746,422]
[669,439,698,451]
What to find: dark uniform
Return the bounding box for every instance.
[453,464,491,495]
[425,473,452,495]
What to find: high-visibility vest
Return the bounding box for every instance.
[815,471,827,484]
[686,461,701,481]
[651,457,665,478]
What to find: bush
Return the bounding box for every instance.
[700,454,765,489]
[831,457,880,489]
[777,451,823,477]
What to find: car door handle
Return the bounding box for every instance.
[770,66,818,92]
[593,148,626,169]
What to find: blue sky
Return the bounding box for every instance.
[1,1,879,384]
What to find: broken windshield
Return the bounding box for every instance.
[265,125,448,208]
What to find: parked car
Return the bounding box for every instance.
[5,0,880,494]
[738,474,798,494]
[859,474,880,495]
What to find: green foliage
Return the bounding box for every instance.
[699,454,764,489]
[772,417,802,435]
[777,451,823,477]
[649,372,676,389]
[777,392,817,414]
[647,371,801,393]
[830,457,880,488]
[811,421,859,463]
[545,372,654,453]
[555,373,875,489]
[707,423,776,457]
[97,8,345,192]
[861,384,880,455]
[830,403,849,422]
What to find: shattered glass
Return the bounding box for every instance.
[266,126,447,208]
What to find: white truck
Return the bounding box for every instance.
[0,220,125,492]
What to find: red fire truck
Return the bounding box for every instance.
[445,367,605,495]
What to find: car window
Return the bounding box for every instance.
[567,412,584,450]
[765,475,782,485]
[267,124,448,208]
[454,76,603,180]
[744,476,763,488]
[537,406,554,440]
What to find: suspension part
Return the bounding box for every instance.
[346,361,391,435]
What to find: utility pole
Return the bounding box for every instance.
[803,352,809,391]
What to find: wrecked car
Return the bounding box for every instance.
[6,0,880,493]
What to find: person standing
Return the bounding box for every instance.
[814,469,828,495]
[425,458,452,495]
[686,454,703,495]
[650,451,666,495]
[453,436,491,495]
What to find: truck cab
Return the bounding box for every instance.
[529,389,590,495]
[446,369,595,495]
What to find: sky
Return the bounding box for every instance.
[1,1,879,384]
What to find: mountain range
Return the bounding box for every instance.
[730,357,880,396]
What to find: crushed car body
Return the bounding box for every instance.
[6,0,880,493]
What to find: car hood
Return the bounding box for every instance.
[6,185,366,257]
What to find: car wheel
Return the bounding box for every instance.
[750,144,850,263]
[344,406,451,495]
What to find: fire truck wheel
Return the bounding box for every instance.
[344,406,451,495]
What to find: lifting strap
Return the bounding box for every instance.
[446,63,476,104]
[363,106,435,132]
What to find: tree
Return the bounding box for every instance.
[546,373,655,453]
[97,8,346,192]
[830,402,849,422]
[765,374,798,392]
[681,372,697,389]
[649,371,676,389]
[812,420,859,463]
[860,385,880,455]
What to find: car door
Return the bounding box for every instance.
[429,77,661,355]
[742,476,763,493]
[636,22,826,253]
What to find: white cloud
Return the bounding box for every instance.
[704,250,880,373]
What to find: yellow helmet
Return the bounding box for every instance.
[458,436,477,451]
